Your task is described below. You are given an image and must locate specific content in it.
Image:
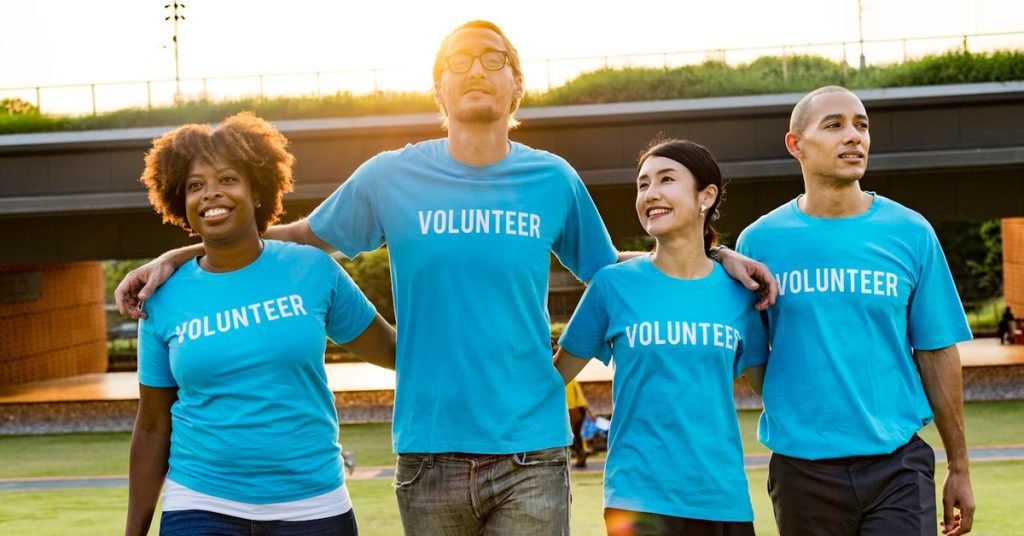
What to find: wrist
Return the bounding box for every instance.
[708,244,729,262]
[947,457,970,474]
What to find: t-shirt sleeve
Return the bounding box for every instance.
[323,255,378,344]
[307,157,385,259]
[907,224,973,350]
[137,315,177,388]
[559,276,612,364]
[735,305,770,378]
[552,168,617,283]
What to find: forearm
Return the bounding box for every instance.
[743,365,765,395]
[264,219,335,253]
[125,429,170,536]
[554,348,590,384]
[342,315,396,370]
[616,250,645,263]
[159,243,205,266]
[915,345,969,471]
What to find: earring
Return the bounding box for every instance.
[255,202,262,208]
[699,206,708,218]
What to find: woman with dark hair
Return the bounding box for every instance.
[555,139,769,535]
[125,112,396,536]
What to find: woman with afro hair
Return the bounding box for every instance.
[126,112,395,536]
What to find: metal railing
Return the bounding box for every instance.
[2,30,1022,116]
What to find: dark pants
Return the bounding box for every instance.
[604,508,755,536]
[569,407,588,465]
[160,508,357,536]
[768,434,937,536]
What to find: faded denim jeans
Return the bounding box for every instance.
[394,446,571,535]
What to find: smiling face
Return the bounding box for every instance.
[636,156,717,239]
[184,157,260,244]
[788,90,871,184]
[434,27,523,128]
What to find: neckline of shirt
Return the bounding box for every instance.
[189,239,273,277]
[789,191,881,224]
[641,253,722,283]
[438,139,520,175]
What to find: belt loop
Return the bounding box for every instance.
[426,454,435,468]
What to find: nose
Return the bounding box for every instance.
[644,183,662,202]
[466,57,488,77]
[201,186,223,201]
[842,124,862,145]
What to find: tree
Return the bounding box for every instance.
[934,219,1003,305]
[339,248,395,323]
[103,259,150,302]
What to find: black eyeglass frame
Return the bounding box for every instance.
[444,51,511,74]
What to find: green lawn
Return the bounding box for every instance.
[0,401,1021,534]
[0,423,395,479]
[2,463,1022,535]
[2,401,1020,480]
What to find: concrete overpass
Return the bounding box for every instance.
[2,82,1023,387]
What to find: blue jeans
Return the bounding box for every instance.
[395,446,571,535]
[159,508,357,536]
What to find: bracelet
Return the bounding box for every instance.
[708,244,729,261]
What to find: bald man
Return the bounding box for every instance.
[738,86,975,535]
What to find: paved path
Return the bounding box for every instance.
[5,339,1022,404]
[3,446,1023,492]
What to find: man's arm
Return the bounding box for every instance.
[715,247,778,311]
[554,348,591,385]
[125,386,177,536]
[342,314,397,371]
[263,219,335,252]
[914,344,974,535]
[115,219,335,319]
[742,364,765,396]
[616,251,645,262]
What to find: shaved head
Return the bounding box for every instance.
[790,86,858,134]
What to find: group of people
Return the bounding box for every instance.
[118,19,975,536]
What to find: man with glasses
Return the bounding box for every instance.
[117,20,775,534]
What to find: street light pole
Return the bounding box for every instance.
[165,2,186,102]
[857,0,866,69]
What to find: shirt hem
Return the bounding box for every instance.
[605,498,753,523]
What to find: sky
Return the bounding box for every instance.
[1,0,1022,114]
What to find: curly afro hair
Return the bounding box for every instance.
[140,112,295,235]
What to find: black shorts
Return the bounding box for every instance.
[768,434,936,536]
[604,508,755,536]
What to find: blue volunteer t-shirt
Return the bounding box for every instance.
[308,139,617,454]
[137,240,377,504]
[559,257,768,522]
[736,194,972,460]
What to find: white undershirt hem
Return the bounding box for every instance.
[161,479,352,522]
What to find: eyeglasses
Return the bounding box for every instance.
[444,51,510,74]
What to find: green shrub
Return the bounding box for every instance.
[339,249,395,324]
[3,50,1022,135]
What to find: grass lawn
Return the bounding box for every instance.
[0,401,1021,534]
[2,463,1022,535]
[0,423,395,479]
[2,401,1021,480]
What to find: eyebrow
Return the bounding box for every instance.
[819,113,869,123]
[186,167,236,179]
[451,46,504,55]
[637,167,677,180]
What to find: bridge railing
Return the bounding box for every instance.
[2,30,1022,116]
